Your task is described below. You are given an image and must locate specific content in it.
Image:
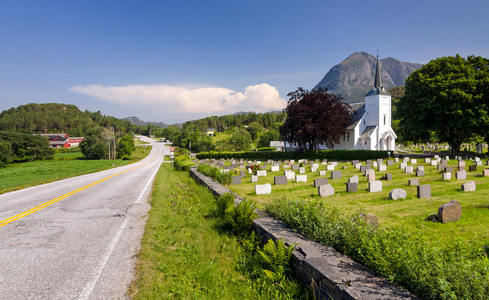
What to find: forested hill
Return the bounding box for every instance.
[182,111,287,132]
[314,52,423,103]
[0,103,145,136]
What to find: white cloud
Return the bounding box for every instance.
[70,83,286,114]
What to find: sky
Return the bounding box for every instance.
[1,0,488,124]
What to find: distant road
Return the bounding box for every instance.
[0,136,169,300]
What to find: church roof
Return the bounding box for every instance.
[346,103,366,130]
[359,125,378,139]
[365,55,391,97]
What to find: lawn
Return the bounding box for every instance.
[0,146,152,194]
[225,157,489,243]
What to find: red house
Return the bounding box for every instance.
[40,134,84,148]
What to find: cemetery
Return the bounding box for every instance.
[195,155,489,242]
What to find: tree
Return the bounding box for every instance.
[245,122,264,141]
[116,135,136,159]
[280,88,352,151]
[0,140,13,168]
[229,128,252,151]
[397,55,489,155]
[257,130,280,148]
[80,127,107,159]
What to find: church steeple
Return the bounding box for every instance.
[365,54,390,96]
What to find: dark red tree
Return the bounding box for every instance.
[280,88,352,152]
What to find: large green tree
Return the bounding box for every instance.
[280,88,351,151]
[397,55,489,155]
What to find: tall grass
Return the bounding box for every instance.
[266,197,489,299]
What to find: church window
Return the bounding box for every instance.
[347,132,350,141]
[383,115,386,125]
[363,120,365,125]
[365,140,367,145]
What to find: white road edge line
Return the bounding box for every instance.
[135,149,163,204]
[78,217,129,300]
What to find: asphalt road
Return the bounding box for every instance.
[0,136,169,300]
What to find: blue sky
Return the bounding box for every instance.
[1,0,488,124]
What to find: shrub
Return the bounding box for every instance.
[224,199,257,236]
[0,140,14,168]
[212,193,235,218]
[174,155,195,171]
[197,164,232,185]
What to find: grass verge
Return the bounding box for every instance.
[0,146,152,194]
[129,164,311,299]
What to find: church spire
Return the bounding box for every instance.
[365,53,390,96]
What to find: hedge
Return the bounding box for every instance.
[196,150,390,161]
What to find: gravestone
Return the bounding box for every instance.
[230,163,237,169]
[438,200,462,224]
[295,175,307,182]
[399,163,407,169]
[299,167,306,174]
[372,161,378,168]
[367,173,376,182]
[291,164,300,171]
[271,166,279,172]
[417,166,424,171]
[346,182,357,193]
[408,178,419,186]
[389,188,407,200]
[387,160,394,166]
[430,160,438,166]
[455,170,467,180]
[411,159,417,164]
[312,163,319,169]
[326,165,335,171]
[355,163,362,169]
[378,164,387,171]
[352,160,359,166]
[360,165,371,173]
[331,171,342,179]
[444,167,453,173]
[240,171,246,178]
[462,181,476,192]
[314,178,328,188]
[394,157,399,163]
[442,173,451,180]
[437,163,447,171]
[348,175,359,184]
[284,171,295,180]
[231,176,241,185]
[251,175,258,182]
[365,169,375,177]
[311,167,317,172]
[483,169,489,177]
[342,166,348,169]
[458,161,466,168]
[274,176,287,185]
[257,170,267,177]
[319,170,326,176]
[416,171,425,177]
[368,181,382,192]
[255,183,272,195]
[384,173,392,181]
[366,160,372,165]
[318,184,334,197]
[469,165,477,172]
[425,158,431,164]
[417,184,431,198]
[405,166,414,173]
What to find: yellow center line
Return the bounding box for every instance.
[0,147,159,228]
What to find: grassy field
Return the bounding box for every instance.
[129,164,309,299]
[227,158,489,243]
[0,146,152,194]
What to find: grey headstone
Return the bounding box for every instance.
[291,164,300,171]
[251,175,258,182]
[408,178,419,186]
[318,170,326,176]
[405,166,414,173]
[389,188,407,200]
[331,171,342,179]
[346,182,357,193]
[384,173,392,181]
[455,170,467,180]
[417,184,431,198]
[438,200,462,223]
[318,184,335,197]
[462,181,476,192]
[351,160,359,165]
[284,171,295,180]
[368,181,382,192]
[416,171,425,177]
[444,167,453,173]
[314,178,328,188]
[348,175,359,184]
[387,160,394,166]
[442,173,451,180]
[483,169,489,177]
[231,176,241,185]
[469,165,477,172]
[255,183,272,195]
[274,176,287,185]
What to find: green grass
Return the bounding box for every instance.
[227,159,489,243]
[0,146,152,194]
[130,164,309,299]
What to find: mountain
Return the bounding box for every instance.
[123,116,167,128]
[314,52,423,102]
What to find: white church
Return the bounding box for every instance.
[331,55,397,151]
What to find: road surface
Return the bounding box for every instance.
[0,136,169,299]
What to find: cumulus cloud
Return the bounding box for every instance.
[70,83,286,114]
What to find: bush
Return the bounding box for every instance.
[197,164,232,185]
[212,193,235,218]
[0,140,14,168]
[197,149,389,161]
[266,198,489,300]
[174,155,195,172]
[224,199,257,236]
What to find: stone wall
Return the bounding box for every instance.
[189,167,419,299]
